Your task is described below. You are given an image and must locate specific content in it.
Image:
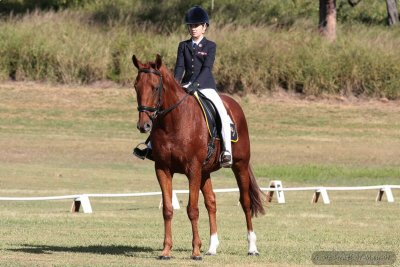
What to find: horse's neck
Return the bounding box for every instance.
[158,79,197,132]
[162,80,185,109]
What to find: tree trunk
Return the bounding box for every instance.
[319,0,337,41]
[386,0,399,26]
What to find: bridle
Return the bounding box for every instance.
[136,67,190,120]
[136,68,163,120]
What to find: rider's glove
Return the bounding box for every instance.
[186,82,199,95]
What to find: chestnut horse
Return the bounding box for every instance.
[132,54,265,260]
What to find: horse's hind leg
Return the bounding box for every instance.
[232,161,260,256]
[201,175,219,255]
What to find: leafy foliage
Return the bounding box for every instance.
[0,0,399,98]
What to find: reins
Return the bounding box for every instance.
[137,68,190,120]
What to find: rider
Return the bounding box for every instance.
[134,5,232,168]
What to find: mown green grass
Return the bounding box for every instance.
[0,83,399,266]
[1,195,399,267]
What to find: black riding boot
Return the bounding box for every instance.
[133,146,154,161]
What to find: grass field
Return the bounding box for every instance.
[0,82,399,266]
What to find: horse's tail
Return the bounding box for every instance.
[248,164,266,217]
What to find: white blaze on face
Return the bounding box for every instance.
[207,233,220,255]
[247,231,259,254]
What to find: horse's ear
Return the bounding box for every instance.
[132,55,141,69]
[155,54,162,70]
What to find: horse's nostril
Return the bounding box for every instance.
[144,122,152,131]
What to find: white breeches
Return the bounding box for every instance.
[199,88,232,156]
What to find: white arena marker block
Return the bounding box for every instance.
[159,191,181,210]
[312,188,330,204]
[319,188,330,204]
[376,186,395,203]
[172,191,181,209]
[267,180,285,204]
[71,195,93,213]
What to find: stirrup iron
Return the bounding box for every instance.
[219,151,232,168]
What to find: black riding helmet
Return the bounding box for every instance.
[185,6,209,26]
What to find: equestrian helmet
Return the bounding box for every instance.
[185,6,209,26]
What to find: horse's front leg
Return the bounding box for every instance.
[187,169,203,260]
[156,168,174,260]
[201,175,219,256]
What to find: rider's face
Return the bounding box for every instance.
[188,23,206,40]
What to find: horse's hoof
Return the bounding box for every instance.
[191,255,203,261]
[248,252,260,256]
[205,252,216,256]
[158,255,171,260]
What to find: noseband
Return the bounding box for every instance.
[136,68,190,120]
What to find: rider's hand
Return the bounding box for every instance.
[186,82,199,95]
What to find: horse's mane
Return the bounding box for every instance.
[145,61,183,93]
[161,66,183,93]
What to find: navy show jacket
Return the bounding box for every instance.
[174,37,217,90]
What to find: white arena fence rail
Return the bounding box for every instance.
[0,181,398,214]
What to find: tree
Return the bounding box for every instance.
[348,0,399,26]
[319,0,337,41]
[386,0,399,26]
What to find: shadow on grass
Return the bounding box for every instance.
[8,244,157,257]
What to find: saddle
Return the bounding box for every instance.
[193,91,238,164]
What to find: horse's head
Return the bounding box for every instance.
[132,54,163,133]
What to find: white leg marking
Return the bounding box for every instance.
[206,233,220,255]
[247,231,259,255]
